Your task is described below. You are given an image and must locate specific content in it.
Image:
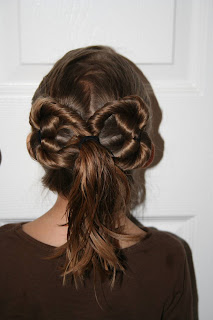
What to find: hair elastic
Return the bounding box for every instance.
[78,136,100,149]
[38,129,42,144]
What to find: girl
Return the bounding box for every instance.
[0,45,193,319]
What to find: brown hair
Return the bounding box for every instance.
[27,45,155,305]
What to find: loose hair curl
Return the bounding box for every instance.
[27,45,155,307]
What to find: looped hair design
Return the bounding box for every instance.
[28,95,154,171]
[88,94,154,171]
[28,96,91,169]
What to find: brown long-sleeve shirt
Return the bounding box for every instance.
[0,222,193,319]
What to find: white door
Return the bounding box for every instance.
[0,1,212,319]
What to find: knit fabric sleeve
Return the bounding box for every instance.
[162,253,194,320]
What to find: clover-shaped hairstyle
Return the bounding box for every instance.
[28,94,153,171]
[27,45,155,302]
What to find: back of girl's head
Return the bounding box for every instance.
[27,45,155,303]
